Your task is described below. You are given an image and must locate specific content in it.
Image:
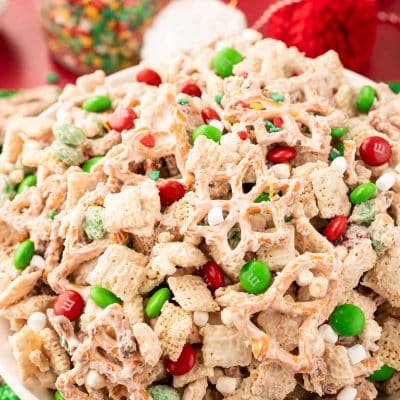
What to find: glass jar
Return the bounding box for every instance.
[40,0,168,74]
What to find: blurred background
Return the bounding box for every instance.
[0,0,399,88]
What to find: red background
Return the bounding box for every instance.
[0,0,399,89]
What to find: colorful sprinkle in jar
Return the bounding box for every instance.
[40,0,168,74]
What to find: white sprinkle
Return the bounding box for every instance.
[221,308,233,327]
[296,270,314,286]
[193,311,209,327]
[309,276,329,298]
[85,370,106,390]
[220,132,239,152]
[216,376,237,394]
[209,119,224,132]
[330,156,347,174]
[318,324,338,344]
[376,172,395,191]
[27,312,47,332]
[208,207,224,226]
[347,344,368,365]
[337,386,357,400]
[30,255,47,270]
[395,163,400,174]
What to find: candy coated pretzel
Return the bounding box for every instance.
[231,252,343,373]
[182,143,302,277]
[55,304,150,400]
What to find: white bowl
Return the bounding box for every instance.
[0,68,375,399]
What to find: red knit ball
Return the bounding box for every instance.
[264,0,378,71]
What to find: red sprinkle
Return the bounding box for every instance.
[235,100,249,108]
[140,135,155,147]
[202,261,225,290]
[359,136,391,167]
[324,215,348,242]
[53,290,85,321]
[164,344,196,376]
[267,146,297,163]
[238,131,249,140]
[158,181,186,206]
[201,107,220,123]
[136,68,162,86]
[181,82,202,97]
[108,108,137,132]
[273,117,283,128]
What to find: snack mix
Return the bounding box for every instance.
[1,29,400,400]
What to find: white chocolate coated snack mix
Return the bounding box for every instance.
[1,29,400,399]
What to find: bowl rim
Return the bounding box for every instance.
[0,67,375,400]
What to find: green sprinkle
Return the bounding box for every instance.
[215,93,224,104]
[271,93,284,102]
[0,383,20,400]
[265,120,281,133]
[331,127,349,138]
[14,239,35,270]
[0,90,20,99]
[82,95,112,113]
[149,170,160,180]
[48,210,58,220]
[46,72,59,84]
[178,98,189,105]
[90,285,122,308]
[254,192,270,203]
[284,216,293,222]
[387,81,400,94]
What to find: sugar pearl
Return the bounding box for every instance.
[209,119,224,132]
[27,312,47,332]
[193,311,209,327]
[337,386,357,400]
[318,324,338,344]
[208,207,224,226]
[376,172,395,191]
[330,156,347,174]
[220,133,239,152]
[296,270,314,286]
[221,308,233,327]
[85,370,106,390]
[216,376,237,395]
[309,276,329,298]
[271,163,291,179]
[347,344,368,365]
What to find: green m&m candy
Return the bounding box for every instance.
[212,47,244,78]
[192,125,222,143]
[145,288,171,318]
[82,156,104,172]
[239,260,272,295]
[254,192,270,203]
[331,127,349,138]
[148,385,180,400]
[82,95,112,113]
[48,210,58,220]
[13,239,35,270]
[17,174,37,194]
[368,364,396,382]
[54,390,65,400]
[329,304,365,336]
[90,286,122,308]
[356,85,375,113]
[349,182,376,204]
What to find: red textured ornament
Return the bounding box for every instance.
[181,82,202,97]
[324,215,348,242]
[108,108,137,132]
[136,68,162,86]
[202,261,225,290]
[261,0,378,71]
[158,181,186,206]
[201,107,221,123]
[164,344,196,376]
[267,146,297,163]
[54,290,85,321]
[359,136,391,166]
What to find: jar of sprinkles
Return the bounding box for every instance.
[40,0,168,74]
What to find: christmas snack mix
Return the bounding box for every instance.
[0,29,400,400]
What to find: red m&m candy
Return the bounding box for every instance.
[164,344,196,376]
[136,68,162,86]
[108,108,137,132]
[54,290,85,321]
[158,181,186,206]
[181,82,202,98]
[323,215,348,242]
[201,107,220,123]
[359,136,391,166]
[267,146,297,163]
[202,261,225,290]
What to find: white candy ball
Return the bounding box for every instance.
[208,207,224,226]
[216,376,237,394]
[193,311,209,327]
[330,156,347,174]
[27,312,47,332]
[85,370,106,390]
[296,270,314,286]
[376,172,395,191]
[220,133,239,152]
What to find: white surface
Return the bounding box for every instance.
[376,172,395,191]
[0,68,374,400]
